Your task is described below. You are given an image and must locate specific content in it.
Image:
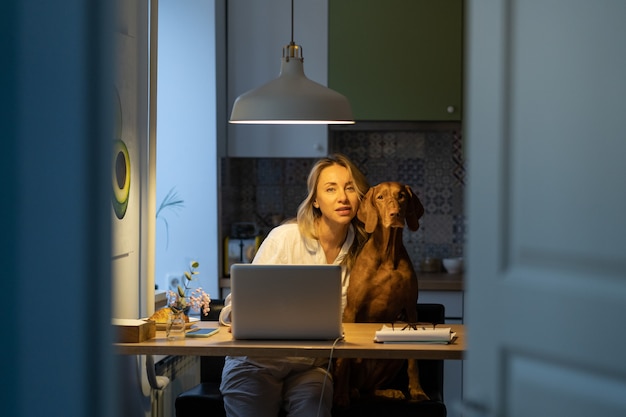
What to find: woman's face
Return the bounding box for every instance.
[313,164,360,227]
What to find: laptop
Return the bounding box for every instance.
[230,264,344,340]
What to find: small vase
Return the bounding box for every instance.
[166,310,186,341]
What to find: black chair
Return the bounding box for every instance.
[175,301,447,417]
[175,300,227,417]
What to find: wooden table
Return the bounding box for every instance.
[115,322,465,360]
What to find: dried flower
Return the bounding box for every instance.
[168,260,211,316]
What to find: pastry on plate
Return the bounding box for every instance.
[147,307,189,323]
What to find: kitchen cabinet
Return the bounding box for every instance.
[226,0,330,157]
[329,0,463,121]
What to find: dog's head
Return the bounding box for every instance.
[357,182,424,233]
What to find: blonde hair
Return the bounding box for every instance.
[296,153,370,269]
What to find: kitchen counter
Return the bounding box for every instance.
[220,273,463,294]
[419,272,464,291]
[155,290,167,310]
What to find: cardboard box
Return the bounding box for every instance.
[112,318,156,343]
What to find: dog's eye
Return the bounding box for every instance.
[376,194,383,200]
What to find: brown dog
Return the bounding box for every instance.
[334,182,427,407]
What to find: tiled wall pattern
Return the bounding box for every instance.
[220,128,465,272]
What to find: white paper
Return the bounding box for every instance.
[374,325,456,343]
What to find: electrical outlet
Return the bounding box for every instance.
[167,273,182,292]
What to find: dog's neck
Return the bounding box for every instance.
[368,226,405,268]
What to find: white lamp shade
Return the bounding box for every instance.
[229,56,354,124]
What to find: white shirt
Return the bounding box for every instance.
[220,222,354,323]
[219,222,354,367]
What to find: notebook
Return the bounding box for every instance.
[230,264,344,340]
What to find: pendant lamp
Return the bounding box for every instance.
[229,0,354,125]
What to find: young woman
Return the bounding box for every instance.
[219,154,370,417]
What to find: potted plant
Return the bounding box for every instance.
[166,260,211,340]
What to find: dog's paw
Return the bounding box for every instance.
[408,388,430,402]
[373,389,406,401]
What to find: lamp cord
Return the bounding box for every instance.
[290,0,294,44]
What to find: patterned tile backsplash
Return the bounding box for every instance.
[220,126,465,272]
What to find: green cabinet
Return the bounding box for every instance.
[329,0,463,121]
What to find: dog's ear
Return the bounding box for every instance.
[357,186,379,233]
[404,185,424,231]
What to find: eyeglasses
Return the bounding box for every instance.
[389,320,438,331]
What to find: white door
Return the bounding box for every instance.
[464,1,626,416]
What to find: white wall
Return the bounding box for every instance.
[112,0,151,320]
[156,0,220,301]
